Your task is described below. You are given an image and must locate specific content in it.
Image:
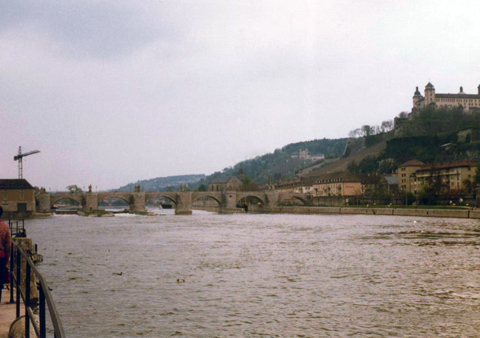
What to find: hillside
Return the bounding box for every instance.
[300,135,391,177]
[193,138,348,188]
[309,106,480,177]
[115,174,205,192]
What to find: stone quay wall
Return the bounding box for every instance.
[272,206,480,219]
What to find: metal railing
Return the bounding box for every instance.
[8,219,25,237]
[8,239,66,338]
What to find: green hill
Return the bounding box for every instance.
[194,138,348,188]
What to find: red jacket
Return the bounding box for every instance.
[0,220,11,264]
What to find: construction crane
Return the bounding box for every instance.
[13,146,40,179]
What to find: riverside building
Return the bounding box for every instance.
[398,159,478,194]
[0,179,36,216]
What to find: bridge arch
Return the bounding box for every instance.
[50,195,83,207]
[98,195,131,210]
[236,194,265,206]
[145,194,177,205]
[192,194,222,205]
[97,195,131,207]
[235,194,266,213]
[278,194,309,206]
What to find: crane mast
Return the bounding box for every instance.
[13,146,40,179]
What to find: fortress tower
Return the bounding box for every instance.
[413,86,422,109]
[424,82,435,105]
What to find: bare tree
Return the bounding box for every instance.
[362,125,373,137]
[380,120,393,132]
[348,128,362,138]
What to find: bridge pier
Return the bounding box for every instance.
[220,191,244,213]
[132,192,146,212]
[37,194,51,213]
[263,191,281,213]
[84,193,98,211]
[175,192,192,215]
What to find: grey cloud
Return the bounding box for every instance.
[0,1,175,58]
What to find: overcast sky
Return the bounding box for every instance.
[2,0,480,191]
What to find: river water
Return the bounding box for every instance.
[26,211,480,337]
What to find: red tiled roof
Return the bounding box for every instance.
[399,159,425,167]
[275,178,314,188]
[311,171,381,184]
[417,160,479,172]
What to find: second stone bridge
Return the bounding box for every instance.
[37,191,313,215]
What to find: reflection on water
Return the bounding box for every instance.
[26,214,480,337]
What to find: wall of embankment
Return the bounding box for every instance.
[270,206,480,219]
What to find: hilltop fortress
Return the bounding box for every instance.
[412,82,480,112]
[394,82,480,137]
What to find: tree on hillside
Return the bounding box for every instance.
[242,176,252,186]
[362,125,373,137]
[198,184,207,191]
[67,185,82,194]
[380,120,393,132]
[475,163,480,184]
[462,179,476,195]
[239,175,259,191]
[348,128,363,138]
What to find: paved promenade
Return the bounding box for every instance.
[0,288,17,338]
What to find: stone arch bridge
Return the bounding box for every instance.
[37,191,312,215]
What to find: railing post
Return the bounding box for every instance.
[9,241,14,303]
[26,262,31,338]
[39,284,46,338]
[9,234,67,338]
[16,248,21,318]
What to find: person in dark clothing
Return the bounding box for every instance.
[0,206,11,303]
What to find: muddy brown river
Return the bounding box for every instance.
[26,211,480,337]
